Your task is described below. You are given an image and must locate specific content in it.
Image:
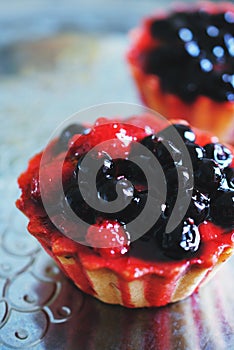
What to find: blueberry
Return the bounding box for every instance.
[158,124,196,143]
[210,190,234,228]
[162,219,200,259]
[113,159,147,188]
[165,165,193,197]
[97,178,134,205]
[140,134,159,151]
[186,142,205,166]
[224,167,234,190]
[76,152,114,184]
[111,190,147,225]
[64,186,96,225]
[140,135,182,168]
[186,190,210,224]
[128,153,154,190]
[97,179,118,202]
[58,124,90,151]
[204,143,233,168]
[194,158,224,193]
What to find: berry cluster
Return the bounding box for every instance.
[59,123,233,260]
[142,9,234,102]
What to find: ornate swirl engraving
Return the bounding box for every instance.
[0,213,84,349]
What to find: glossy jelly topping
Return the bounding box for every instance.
[141,8,234,102]
[17,119,234,265]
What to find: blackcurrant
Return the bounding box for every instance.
[204,143,233,168]
[210,191,234,228]
[165,165,193,198]
[64,186,96,225]
[224,167,234,190]
[159,124,196,143]
[186,142,205,165]
[186,190,210,225]
[141,135,182,168]
[194,158,224,193]
[162,219,200,259]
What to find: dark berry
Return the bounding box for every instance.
[140,135,182,168]
[96,176,147,225]
[204,143,233,168]
[76,152,114,185]
[224,167,234,190]
[186,142,205,166]
[186,190,210,225]
[58,124,90,151]
[210,191,234,228]
[64,186,96,225]
[113,159,147,189]
[194,158,224,193]
[97,178,134,205]
[159,124,196,143]
[140,134,159,151]
[97,179,118,202]
[115,190,147,225]
[127,155,153,191]
[161,186,193,230]
[165,165,193,198]
[162,219,200,259]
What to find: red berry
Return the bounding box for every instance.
[86,220,130,258]
[67,121,147,159]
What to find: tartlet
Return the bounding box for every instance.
[127,2,234,144]
[16,115,234,308]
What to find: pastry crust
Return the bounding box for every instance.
[39,239,233,308]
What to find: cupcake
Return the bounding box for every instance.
[127,2,234,144]
[16,114,234,308]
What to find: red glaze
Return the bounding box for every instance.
[16,115,234,307]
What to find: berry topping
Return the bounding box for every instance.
[186,190,210,225]
[143,9,234,102]
[161,219,200,259]
[59,120,233,261]
[186,142,205,165]
[21,118,234,264]
[194,158,224,193]
[204,143,233,168]
[58,123,90,151]
[210,191,234,228]
[86,220,130,258]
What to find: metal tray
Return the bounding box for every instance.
[0,27,233,349]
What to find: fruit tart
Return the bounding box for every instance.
[16,115,234,308]
[127,1,234,144]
